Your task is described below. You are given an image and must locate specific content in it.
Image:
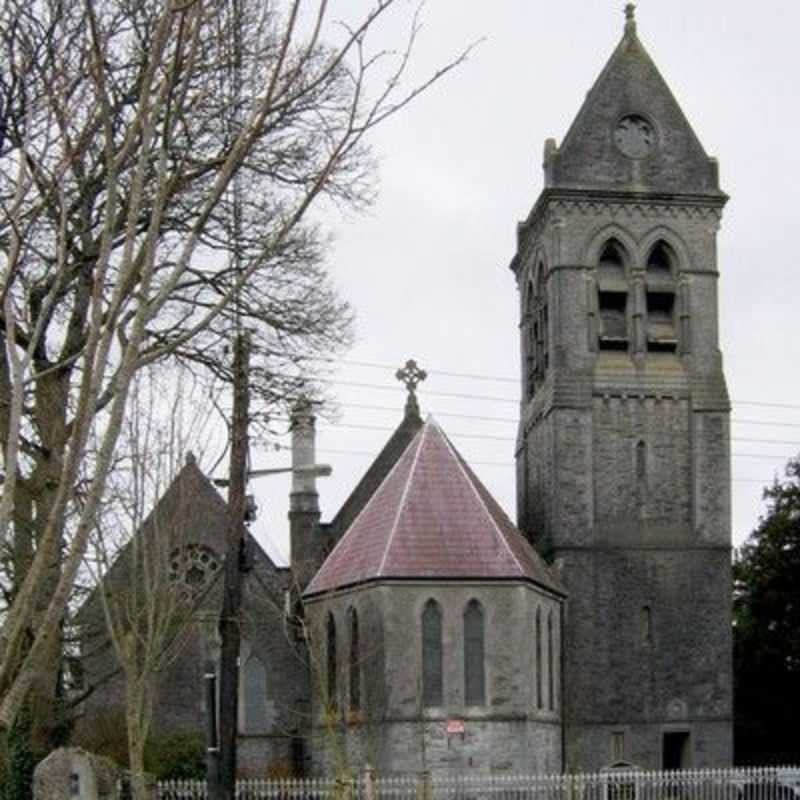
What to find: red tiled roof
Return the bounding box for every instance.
[304,418,564,597]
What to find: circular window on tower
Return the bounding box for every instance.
[169,544,221,598]
[613,114,657,159]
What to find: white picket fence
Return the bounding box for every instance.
[156,767,800,800]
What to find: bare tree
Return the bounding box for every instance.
[87,370,212,800]
[0,0,471,741]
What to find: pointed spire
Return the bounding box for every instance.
[624,3,637,37]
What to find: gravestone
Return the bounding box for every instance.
[33,747,120,800]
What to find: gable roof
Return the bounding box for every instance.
[76,456,278,625]
[548,11,723,196]
[305,418,564,598]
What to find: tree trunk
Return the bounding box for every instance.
[126,682,150,800]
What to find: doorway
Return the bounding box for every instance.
[662,731,691,770]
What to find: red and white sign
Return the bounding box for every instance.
[446,719,465,735]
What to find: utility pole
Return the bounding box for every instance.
[214,331,250,800]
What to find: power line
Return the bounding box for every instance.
[328,380,519,404]
[313,447,779,483]
[317,419,800,449]
[733,418,800,429]
[342,402,518,424]
[330,402,800,430]
[321,357,800,410]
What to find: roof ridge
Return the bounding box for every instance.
[377,421,429,577]
[434,422,525,576]
[306,425,422,593]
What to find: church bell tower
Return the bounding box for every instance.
[511,6,733,771]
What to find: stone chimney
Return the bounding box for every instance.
[288,398,323,588]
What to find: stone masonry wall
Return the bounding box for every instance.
[306,581,563,774]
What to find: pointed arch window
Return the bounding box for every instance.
[647,241,675,277]
[422,600,443,707]
[645,240,678,352]
[547,610,556,711]
[326,613,337,710]
[599,239,627,280]
[242,652,268,733]
[464,600,486,706]
[348,607,361,711]
[535,607,543,710]
[527,264,549,398]
[597,239,630,350]
[642,605,653,646]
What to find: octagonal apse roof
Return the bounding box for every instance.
[304,417,564,598]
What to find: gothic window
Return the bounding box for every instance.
[326,613,337,710]
[547,610,555,711]
[599,239,627,280]
[647,240,675,277]
[597,240,630,351]
[612,731,626,762]
[535,607,543,710]
[645,240,678,352]
[422,599,443,707]
[642,605,653,645]
[636,440,647,482]
[241,653,268,734]
[168,544,220,599]
[527,264,549,398]
[348,607,361,711]
[463,600,486,707]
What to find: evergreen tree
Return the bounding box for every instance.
[733,457,800,764]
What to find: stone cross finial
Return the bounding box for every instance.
[624,3,637,36]
[396,359,427,417]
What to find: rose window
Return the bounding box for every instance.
[169,544,221,597]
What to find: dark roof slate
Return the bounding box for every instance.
[305,418,564,597]
[323,403,424,539]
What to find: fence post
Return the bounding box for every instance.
[362,765,377,800]
[417,770,432,800]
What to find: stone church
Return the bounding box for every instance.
[78,5,733,776]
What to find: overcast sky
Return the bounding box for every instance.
[245,1,800,564]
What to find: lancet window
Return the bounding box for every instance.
[326,613,337,710]
[527,264,549,398]
[422,600,443,707]
[348,607,361,711]
[464,600,486,706]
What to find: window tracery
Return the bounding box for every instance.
[168,544,220,598]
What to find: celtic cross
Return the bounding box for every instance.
[396,359,427,417]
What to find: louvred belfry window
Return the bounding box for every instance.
[527,266,549,398]
[597,240,630,350]
[645,241,678,352]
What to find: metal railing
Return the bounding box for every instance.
[156,766,800,800]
